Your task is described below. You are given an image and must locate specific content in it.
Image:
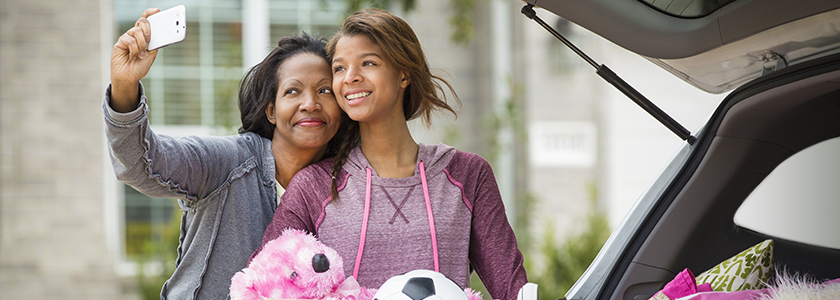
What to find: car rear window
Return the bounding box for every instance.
[639,0,735,17]
[734,137,840,249]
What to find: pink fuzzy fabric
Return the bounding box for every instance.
[648,268,840,300]
[464,288,485,300]
[230,229,375,300]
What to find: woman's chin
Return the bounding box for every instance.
[295,140,330,151]
[281,135,328,153]
[340,108,368,122]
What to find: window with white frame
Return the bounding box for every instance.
[110,0,346,276]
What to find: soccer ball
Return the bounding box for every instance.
[373,270,469,300]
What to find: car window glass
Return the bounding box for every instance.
[734,137,840,249]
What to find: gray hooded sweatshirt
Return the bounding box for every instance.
[103,85,277,300]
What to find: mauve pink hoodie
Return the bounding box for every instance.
[258,143,527,300]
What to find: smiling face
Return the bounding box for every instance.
[330,34,410,124]
[265,52,341,152]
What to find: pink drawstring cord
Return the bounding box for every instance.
[419,161,440,272]
[353,161,441,279]
[353,167,373,279]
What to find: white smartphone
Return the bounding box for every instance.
[147,5,186,50]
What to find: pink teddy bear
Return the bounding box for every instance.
[230,228,377,300]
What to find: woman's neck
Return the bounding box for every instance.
[359,118,418,178]
[271,141,324,189]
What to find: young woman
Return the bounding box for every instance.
[258,8,527,300]
[106,8,344,299]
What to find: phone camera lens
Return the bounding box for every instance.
[176,21,179,25]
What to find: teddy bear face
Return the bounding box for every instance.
[283,232,345,298]
[231,229,346,300]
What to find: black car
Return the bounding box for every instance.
[520,0,840,299]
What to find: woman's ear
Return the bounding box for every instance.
[400,71,410,89]
[265,102,277,125]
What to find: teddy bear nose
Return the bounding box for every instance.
[312,253,330,273]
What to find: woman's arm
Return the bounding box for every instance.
[251,162,334,261]
[104,8,255,205]
[260,162,335,244]
[461,154,528,300]
[104,85,252,205]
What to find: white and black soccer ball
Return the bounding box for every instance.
[373,270,468,300]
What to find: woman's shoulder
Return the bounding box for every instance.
[236,131,269,146]
[420,143,493,179]
[446,146,491,170]
[177,131,268,151]
[421,143,484,159]
[225,132,273,158]
[419,143,487,167]
[284,158,337,199]
[289,158,339,187]
[299,157,336,178]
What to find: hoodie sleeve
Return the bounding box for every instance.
[103,83,253,207]
[451,151,528,300]
[256,160,335,257]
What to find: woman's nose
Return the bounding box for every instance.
[343,68,362,84]
[299,93,320,111]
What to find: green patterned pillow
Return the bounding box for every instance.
[695,239,774,291]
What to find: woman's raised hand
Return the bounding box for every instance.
[109,8,160,112]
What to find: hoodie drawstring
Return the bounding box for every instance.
[353,167,373,279]
[352,161,440,279]
[418,161,440,272]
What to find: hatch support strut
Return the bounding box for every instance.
[522,4,697,145]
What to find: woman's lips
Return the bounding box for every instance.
[296,118,325,127]
[344,90,371,106]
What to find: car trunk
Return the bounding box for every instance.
[518,1,840,299]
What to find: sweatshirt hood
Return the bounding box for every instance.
[342,143,456,184]
[342,143,453,278]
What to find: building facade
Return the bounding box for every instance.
[0,0,724,299]
[0,0,130,298]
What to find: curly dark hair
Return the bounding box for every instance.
[238,32,346,158]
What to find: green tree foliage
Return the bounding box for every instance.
[466,90,607,300]
[335,0,417,16]
[528,183,610,300]
[481,77,525,165]
[214,23,244,134]
[448,0,475,45]
[337,0,475,45]
[135,200,182,300]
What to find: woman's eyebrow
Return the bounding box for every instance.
[281,79,303,86]
[331,52,382,64]
[357,52,380,59]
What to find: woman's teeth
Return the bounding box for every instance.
[345,91,371,100]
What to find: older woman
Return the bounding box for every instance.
[105,8,345,299]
